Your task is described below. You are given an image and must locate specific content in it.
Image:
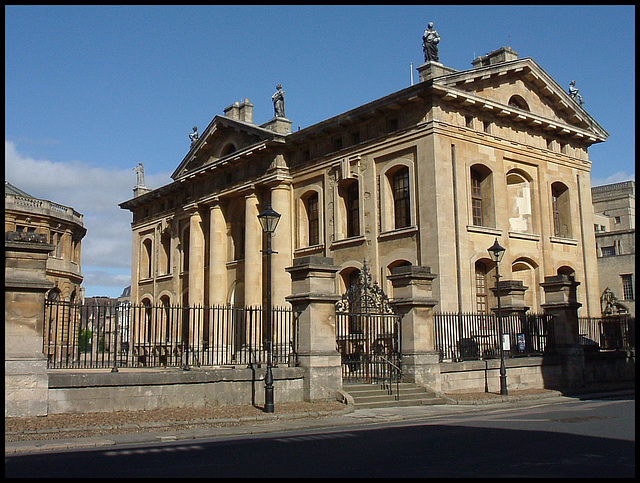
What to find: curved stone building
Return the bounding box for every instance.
[5,181,86,302]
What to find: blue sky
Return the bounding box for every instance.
[5,5,635,298]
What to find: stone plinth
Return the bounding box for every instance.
[5,236,54,417]
[541,274,585,388]
[490,279,529,315]
[286,256,342,401]
[388,265,440,390]
[417,61,458,82]
[261,117,292,135]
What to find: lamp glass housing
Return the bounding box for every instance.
[488,238,506,263]
[258,204,281,234]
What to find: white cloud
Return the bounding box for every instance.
[5,140,172,297]
[591,171,635,187]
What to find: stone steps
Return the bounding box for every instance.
[344,382,447,409]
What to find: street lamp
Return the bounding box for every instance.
[257,202,281,413]
[488,238,508,396]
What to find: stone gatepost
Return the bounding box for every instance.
[387,265,440,391]
[540,274,585,388]
[491,280,529,316]
[285,256,342,402]
[5,232,54,417]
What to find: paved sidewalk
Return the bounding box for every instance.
[5,385,634,455]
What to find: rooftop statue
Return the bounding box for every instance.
[422,22,441,63]
[189,126,199,145]
[568,80,584,105]
[133,162,145,188]
[272,84,285,118]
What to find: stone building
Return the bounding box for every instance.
[592,181,635,316]
[120,47,608,318]
[5,181,86,302]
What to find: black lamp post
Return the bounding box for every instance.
[488,238,508,396]
[257,202,281,413]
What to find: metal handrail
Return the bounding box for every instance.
[380,355,402,400]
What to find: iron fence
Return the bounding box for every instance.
[44,301,299,369]
[434,312,555,362]
[578,316,635,351]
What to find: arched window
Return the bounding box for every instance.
[506,171,533,233]
[299,190,321,248]
[337,180,360,239]
[160,295,172,342]
[475,260,490,314]
[508,95,529,111]
[160,230,171,275]
[222,143,237,156]
[306,192,319,246]
[511,259,538,310]
[380,162,414,233]
[141,238,153,279]
[470,164,494,227]
[551,182,572,238]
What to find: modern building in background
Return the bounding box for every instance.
[120,46,609,317]
[592,181,635,316]
[5,180,86,302]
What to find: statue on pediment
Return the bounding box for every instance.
[272,84,285,118]
[422,22,441,63]
[569,80,584,105]
[189,126,199,145]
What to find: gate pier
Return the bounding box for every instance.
[286,256,342,402]
[388,265,440,391]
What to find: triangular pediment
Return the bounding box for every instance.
[432,57,608,143]
[171,116,281,180]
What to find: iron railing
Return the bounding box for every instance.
[578,316,635,351]
[336,312,402,384]
[434,312,555,362]
[44,301,299,369]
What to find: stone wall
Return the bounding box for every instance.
[47,367,305,414]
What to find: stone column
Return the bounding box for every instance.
[387,265,440,391]
[208,200,227,305]
[244,192,262,307]
[286,256,342,402]
[541,274,585,388]
[187,206,206,308]
[5,233,54,417]
[269,182,292,308]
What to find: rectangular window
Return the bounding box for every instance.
[471,172,483,226]
[350,131,361,145]
[393,168,410,229]
[601,245,616,257]
[483,120,491,133]
[333,137,343,152]
[347,182,360,238]
[614,216,621,224]
[622,274,634,300]
[307,194,319,246]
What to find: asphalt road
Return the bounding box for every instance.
[5,395,635,478]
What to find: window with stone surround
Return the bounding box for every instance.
[622,274,634,300]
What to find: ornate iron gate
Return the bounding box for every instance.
[335,263,401,384]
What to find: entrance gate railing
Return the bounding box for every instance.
[335,263,402,387]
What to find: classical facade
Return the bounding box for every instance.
[120,47,608,317]
[5,181,86,302]
[592,181,635,316]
